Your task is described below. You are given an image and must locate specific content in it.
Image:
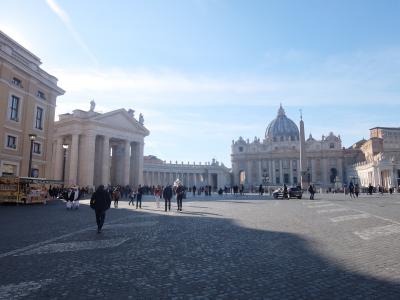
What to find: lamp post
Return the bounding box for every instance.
[28,134,37,177]
[62,144,69,183]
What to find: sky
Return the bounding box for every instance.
[1,0,400,167]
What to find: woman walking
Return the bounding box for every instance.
[90,185,112,233]
[113,188,121,208]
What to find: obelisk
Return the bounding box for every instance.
[299,111,307,189]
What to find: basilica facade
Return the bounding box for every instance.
[231,105,360,190]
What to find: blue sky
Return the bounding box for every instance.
[1,0,400,166]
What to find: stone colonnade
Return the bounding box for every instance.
[53,133,144,188]
[143,168,225,190]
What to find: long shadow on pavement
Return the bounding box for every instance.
[1,200,399,299]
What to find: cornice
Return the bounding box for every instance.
[55,115,149,137]
[0,51,64,95]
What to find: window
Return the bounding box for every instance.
[292,160,297,169]
[6,135,16,149]
[33,142,41,154]
[37,90,46,100]
[31,168,39,178]
[276,177,280,184]
[12,77,22,88]
[284,174,289,184]
[283,160,289,169]
[329,143,335,149]
[35,107,43,129]
[293,176,298,184]
[238,146,243,152]
[2,163,17,176]
[10,95,19,121]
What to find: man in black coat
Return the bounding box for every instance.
[91,185,112,233]
[176,184,185,211]
[136,185,143,209]
[163,185,173,211]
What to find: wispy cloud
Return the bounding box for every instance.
[51,47,400,112]
[45,0,98,65]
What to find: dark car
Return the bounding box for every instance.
[272,186,303,199]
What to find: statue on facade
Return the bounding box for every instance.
[89,100,96,112]
[139,113,144,125]
[128,109,135,118]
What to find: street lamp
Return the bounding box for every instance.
[28,134,37,177]
[62,144,69,183]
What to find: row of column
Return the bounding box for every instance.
[53,134,144,188]
[238,157,344,187]
[241,159,301,186]
[142,171,215,188]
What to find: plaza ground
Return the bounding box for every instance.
[1,193,400,299]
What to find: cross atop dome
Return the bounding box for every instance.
[278,103,285,116]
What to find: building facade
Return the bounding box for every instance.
[0,31,65,178]
[53,104,149,188]
[143,156,231,190]
[231,105,359,190]
[349,127,400,189]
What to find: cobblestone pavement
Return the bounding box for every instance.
[1,193,400,299]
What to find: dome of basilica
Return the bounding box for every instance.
[265,105,299,141]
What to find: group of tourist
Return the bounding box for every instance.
[89,181,188,233]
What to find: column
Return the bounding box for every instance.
[272,160,276,185]
[279,160,283,184]
[289,159,293,185]
[129,142,136,187]
[268,160,272,184]
[80,134,96,187]
[322,159,329,187]
[311,159,317,183]
[68,134,79,185]
[136,142,144,185]
[337,158,343,183]
[102,136,110,186]
[248,161,253,186]
[123,140,130,185]
[53,137,63,180]
[258,160,262,184]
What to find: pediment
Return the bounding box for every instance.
[93,109,149,136]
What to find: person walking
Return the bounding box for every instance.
[113,188,120,208]
[283,184,288,199]
[66,188,75,210]
[136,185,143,209]
[259,184,264,196]
[308,184,315,200]
[176,184,184,211]
[355,184,360,198]
[368,183,374,195]
[90,185,112,234]
[128,189,136,205]
[163,184,173,211]
[154,186,161,208]
[349,182,355,198]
